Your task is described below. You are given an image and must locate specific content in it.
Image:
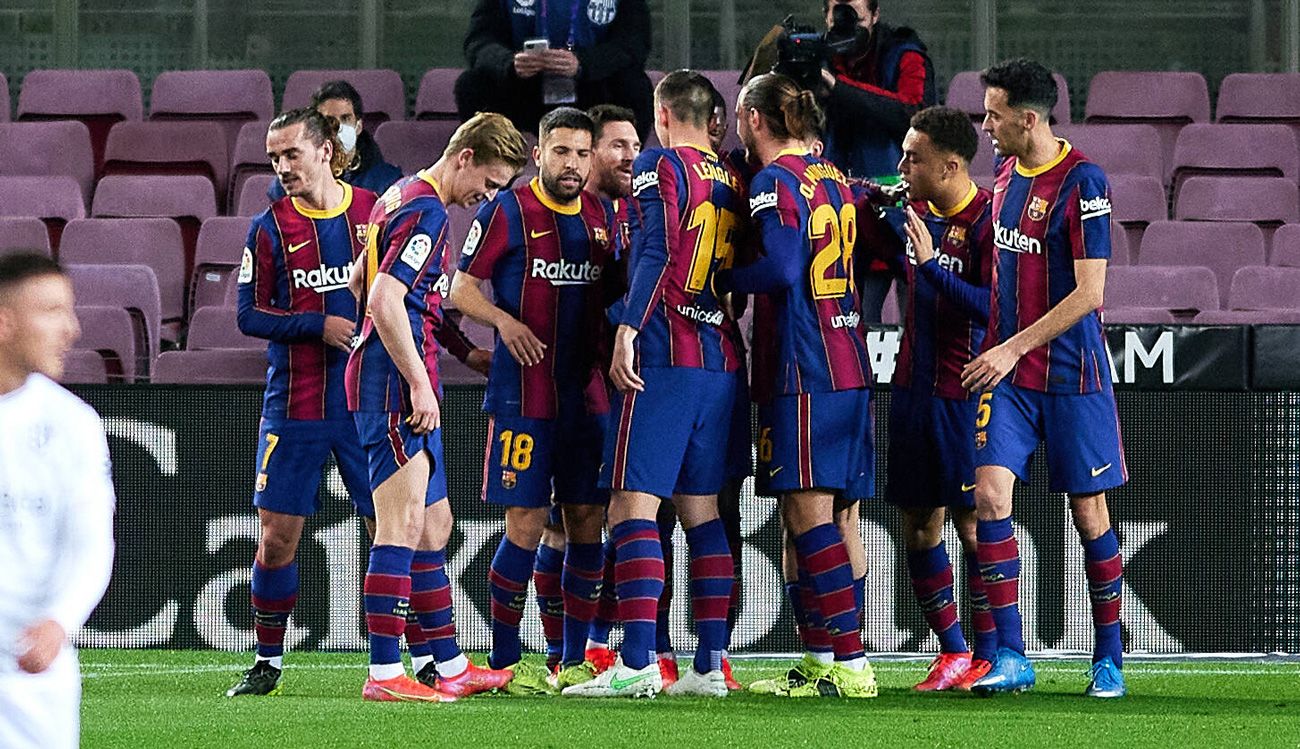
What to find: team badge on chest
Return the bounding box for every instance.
[1027,196,1049,222]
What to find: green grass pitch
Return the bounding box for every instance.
[83,650,1300,748]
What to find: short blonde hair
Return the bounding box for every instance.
[444,112,528,171]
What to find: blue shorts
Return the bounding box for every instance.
[724,370,753,482]
[755,388,873,499]
[600,367,736,498]
[483,405,607,508]
[886,387,976,509]
[253,417,373,517]
[352,411,448,507]
[975,380,1128,494]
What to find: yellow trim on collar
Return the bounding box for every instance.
[929,181,979,219]
[417,169,445,202]
[1015,139,1072,178]
[530,178,582,215]
[292,181,352,219]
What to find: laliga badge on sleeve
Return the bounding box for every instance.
[401,234,434,270]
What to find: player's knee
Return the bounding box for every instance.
[256,533,298,567]
[1069,493,1111,540]
[505,506,549,548]
[952,508,979,553]
[561,504,604,543]
[901,509,944,550]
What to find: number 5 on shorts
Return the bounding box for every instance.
[975,393,992,429]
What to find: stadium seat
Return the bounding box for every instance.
[60,349,109,384]
[1270,224,1300,267]
[1193,309,1300,324]
[1109,219,1131,266]
[445,204,479,258]
[1216,72,1300,141]
[881,282,901,326]
[1169,123,1299,199]
[0,176,86,252]
[102,121,230,196]
[61,218,187,330]
[192,217,252,316]
[65,264,161,375]
[75,305,138,382]
[283,69,407,125]
[230,120,272,210]
[152,349,267,384]
[1054,124,1164,182]
[1084,71,1210,182]
[1106,265,1219,316]
[0,121,96,202]
[16,69,142,172]
[415,68,464,120]
[1139,220,1265,306]
[237,174,276,217]
[0,72,8,121]
[1226,266,1300,310]
[186,306,262,351]
[946,70,1071,125]
[90,174,218,285]
[1108,174,1167,258]
[439,353,485,385]
[0,217,53,258]
[1174,176,1299,255]
[1103,307,1177,325]
[149,69,274,152]
[374,120,457,176]
[223,272,240,307]
[968,132,997,186]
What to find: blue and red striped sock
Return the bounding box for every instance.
[1083,529,1124,667]
[907,542,968,654]
[977,518,1025,654]
[793,525,863,662]
[411,549,460,666]
[613,519,664,670]
[251,560,297,662]
[364,545,413,668]
[794,572,834,657]
[561,542,604,666]
[685,519,734,674]
[487,537,535,669]
[405,614,431,667]
[587,537,618,647]
[533,543,565,668]
[965,551,998,663]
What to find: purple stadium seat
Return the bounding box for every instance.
[60,349,108,385]
[0,121,95,201]
[186,306,262,350]
[1055,124,1164,182]
[1226,266,1300,310]
[1271,224,1300,267]
[61,218,187,328]
[152,349,267,384]
[1194,309,1300,324]
[237,174,276,217]
[223,273,240,307]
[968,132,997,186]
[102,121,229,195]
[1106,265,1219,315]
[90,175,218,282]
[0,73,8,122]
[16,69,142,172]
[446,204,478,258]
[1216,73,1300,141]
[0,217,53,258]
[374,120,459,176]
[283,69,407,125]
[1170,124,1300,199]
[1103,307,1177,325]
[439,353,486,385]
[66,264,161,374]
[415,69,462,120]
[149,69,274,152]
[1109,174,1166,256]
[75,305,138,382]
[881,282,901,326]
[1109,219,1130,266]
[1174,176,1299,255]
[0,177,86,252]
[946,70,1071,125]
[1139,220,1265,306]
[1085,71,1210,183]
[192,217,252,315]
[230,120,272,209]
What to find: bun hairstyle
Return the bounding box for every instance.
[741,73,825,143]
[268,107,350,177]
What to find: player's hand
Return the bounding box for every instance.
[513,52,546,79]
[466,348,492,376]
[16,619,65,674]
[903,205,935,265]
[962,342,1023,392]
[322,315,356,352]
[407,383,441,434]
[609,325,644,393]
[497,316,546,366]
[542,49,580,77]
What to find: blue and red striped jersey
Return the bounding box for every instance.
[237,182,376,420]
[894,184,994,399]
[346,171,456,412]
[459,179,616,419]
[620,144,741,372]
[725,150,871,397]
[988,140,1114,394]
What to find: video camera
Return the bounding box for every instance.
[773,4,865,91]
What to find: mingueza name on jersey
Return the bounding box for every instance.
[632,170,658,196]
[1079,195,1112,221]
[993,223,1043,255]
[291,262,355,293]
[830,311,861,329]
[675,304,725,326]
[750,190,777,214]
[530,258,602,286]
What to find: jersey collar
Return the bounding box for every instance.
[417,169,446,202]
[1015,138,1072,178]
[292,181,353,219]
[678,142,717,158]
[928,181,979,219]
[530,178,582,215]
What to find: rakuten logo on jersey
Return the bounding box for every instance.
[291,262,354,293]
[993,223,1043,255]
[530,258,602,286]
[675,304,725,326]
[905,241,966,274]
[1079,195,1112,221]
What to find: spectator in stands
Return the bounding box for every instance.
[269,80,402,201]
[818,0,937,323]
[455,0,654,141]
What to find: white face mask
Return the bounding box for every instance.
[337,123,358,155]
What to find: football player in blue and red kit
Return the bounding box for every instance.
[226,109,377,698]
[963,58,1128,698]
[721,73,877,699]
[450,107,616,694]
[346,113,528,702]
[565,71,742,699]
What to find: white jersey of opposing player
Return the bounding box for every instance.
[0,373,115,749]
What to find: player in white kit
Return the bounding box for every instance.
[0,253,116,749]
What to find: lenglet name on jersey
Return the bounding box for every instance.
[691,162,738,190]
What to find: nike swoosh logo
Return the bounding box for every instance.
[529,229,553,239]
[287,240,311,253]
[961,483,977,492]
[769,466,784,477]
[608,672,653,691]
[1090,463,1112,477]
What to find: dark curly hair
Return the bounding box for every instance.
[980,57,1058,116]
[909,106,979,164]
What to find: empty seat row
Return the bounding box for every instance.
[1107,265,1300,320]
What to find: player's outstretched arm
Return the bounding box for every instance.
[448,271,544,366]
[369,273,439,432]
